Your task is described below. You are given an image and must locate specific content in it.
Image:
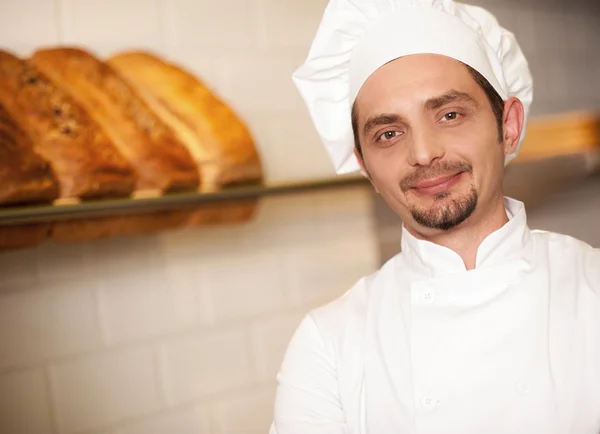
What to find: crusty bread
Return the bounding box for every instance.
[108,51,263,191]
[30,47,200,193]
[0,103,59,206]
[0,49,137,200]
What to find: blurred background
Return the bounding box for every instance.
[0,0,598,433]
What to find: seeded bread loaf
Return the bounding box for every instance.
[31,47,200,193]
[108,51,262,191]
[0,49,136,200]
[0,103,59,206]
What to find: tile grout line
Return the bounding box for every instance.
[151,342,170,409]
[44,365,62,434]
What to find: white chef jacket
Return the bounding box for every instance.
[270,197,600,434]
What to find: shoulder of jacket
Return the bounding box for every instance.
[531,228,594,252]
[308,253,402,339]
[531,229,599,296]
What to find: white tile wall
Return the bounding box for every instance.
[282,235,378,307]
[59,0,164,50]
[0,0,597,433]
[249,312,305,383]
[0,368,54,434]
[202,250,286,323]
[0,187,377,433]
[260,0,328,48]
[0,0,60,53]
[0,283,103,370]
[213,54,303,113]
[115,405,212,434]
[211,385,276,434]
[49,346,162,434]
[165,0,262,52]
[98,270,198,344]
[158,327,254,406]
[477,0,600,114]
[526,174,600,247]
[0,248,40,289]
[35,242,92,283]
[257,110,335,181]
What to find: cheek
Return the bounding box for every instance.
[362,139,410,170]
[363,147,406,186]
[366,155,411,207]
[452,138,504,190]
[447,122,501,164]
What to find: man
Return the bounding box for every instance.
[270,0,600,433]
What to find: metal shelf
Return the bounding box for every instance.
[0,175,368,226]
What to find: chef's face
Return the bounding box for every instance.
[353,54,523,234]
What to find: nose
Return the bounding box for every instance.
[407,126,445,166]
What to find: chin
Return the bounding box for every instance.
[409,186,478,231]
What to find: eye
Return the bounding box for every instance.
[377,130,402,141]
[441,112,459,121]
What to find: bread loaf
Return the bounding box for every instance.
[0,103,59,206]
[108,51,263,191]
[0,49,136,200]
[31,48,200,193]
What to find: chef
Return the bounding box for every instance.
[269,0,600,433]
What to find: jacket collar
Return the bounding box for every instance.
[400,197,532,278]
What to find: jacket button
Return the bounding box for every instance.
[515,381,531,395]
[420,395,441,411]
[421,291,436,305]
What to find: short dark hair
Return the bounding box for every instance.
[465,65,505,142]
[351,63,505,159]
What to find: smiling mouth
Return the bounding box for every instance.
[412,172,464,195]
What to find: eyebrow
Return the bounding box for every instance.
[360,90,478,138]
[362,113,405,137]
[424,90,478,111]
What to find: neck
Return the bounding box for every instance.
[406,195,509,270]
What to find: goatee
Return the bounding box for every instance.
[410,185,478,231]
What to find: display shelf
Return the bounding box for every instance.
[0,175,368,226]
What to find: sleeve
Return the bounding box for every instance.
[269,313,349,434]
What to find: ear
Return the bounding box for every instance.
[502,97,525,156]
[353,147,370,178]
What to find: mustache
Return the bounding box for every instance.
[400,161,473,192]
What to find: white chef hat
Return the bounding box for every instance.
[293,0,534,174]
